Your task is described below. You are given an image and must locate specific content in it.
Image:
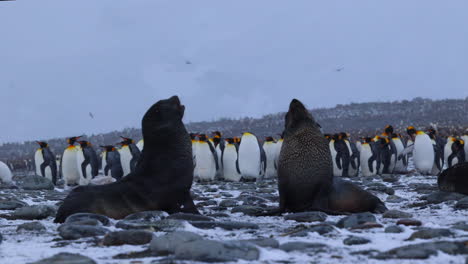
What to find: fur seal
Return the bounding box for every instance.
[438,162,468,195]
[55,96,199,223]
[276,99,386,214]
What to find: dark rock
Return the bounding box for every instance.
[242,238,279,248]
[383,210,413,219]
[377,241,468,259]
[116,219,186,232]
[238,195,268,205]
[455,197,468,209]
[385,225,404,233]
[290,224,336,237]
[336,212,376,229]
[58,224,109,240]
[0,197,27,210]
[21,176,54,190]
[174,240,260,262]
[123,211,168,221]
[397,219,422,226]
[366,186,395,195]
[65,213,110,226]
[196,200,218,207]
[219,199,238,207]
[206,213,229,218]
[29,253,96,264]
[279,242,328,252]
[102,230,153,246]
[426,191,466,204]
[408,228,453,240]
[381,175,400,183]
[231,205,264,216]
[452,222,468,231]
[167,213,214,222]
[386,195,407,203]
[190,221,259,230]
[343,236,371,245]
[284,212,327,223]
[11,205,56,220]
[17,222,46,232]
[351,222,383,230]
[150,231,203,255]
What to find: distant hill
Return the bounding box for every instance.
[2,97,468,165]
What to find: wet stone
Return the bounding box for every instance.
[116,219,186,232]
[385,225,404,233]
[219,199,238,207]
[279,242,328,252]
[290,224,336,237]
[11,205,56,220]
[452,222,468,232]
[343,236,371,245]
[190,221,259,230]
[150,231,203,255]
[65,213,110,226]
[29,253,96,264]
[174,240,260,262]
[377,241,468,260]
[0,197,28,210]
[284,211,327,223]
[455,197,468,209]
[336,212,376,229]
[123,211,168,222]
[231,205,264,216]
[408,228,453,240]
[102,230,153,246]
[20,175,54,190]
[425,191,466,204]
[241,238,279,248]
[167,213,214,222]
[386,195,407,203]
[382,210,413,219]
[17,221,46,232]
[58,224,109,240]
[397,219,422,226]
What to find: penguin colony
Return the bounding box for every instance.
[24,125,467,187]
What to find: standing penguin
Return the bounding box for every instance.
[444,137,457,169]
[374,136,392,175]
[427,130,444,175]
[61,136,82,186]
[340,133,359,177]
[118,136,141,177]
[332,133,351,177]
[194,134,218,181]
[329,134,341,177]
[463,131,468,160]
[447,139,466,168]
[382,125,398,173]
[238,132,266,181]
[100,145,124,180]
[34,141,58,184]
[212,131,224,179]
[263,136,277,178]
[0,160,13,184]
[360,137,377,177]
[76,140,99,185]
[401,127,434,175]
[392,134,408,173]
[222,138,242,182]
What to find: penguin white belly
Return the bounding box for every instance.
[136,140,144,151]
[263,142,277,178]
[462,135,468,160]
[359,145,374,177]
[356,142,362,152]
[222,145,241,182]
[413,134,435,174]
[195,142,216,181]
[444,142,454,169]
[393,139,407,173]
[76,150,92,185]
[62,147,80,185]
[0,161,13,183]
[238,135,261,180]
[119,146,132,177]
[329,141,341,177]
[274,140,283,169]
[192,141,199,178]
[215,144,223,177]
[34,149,44,176]
[101,152,108,176]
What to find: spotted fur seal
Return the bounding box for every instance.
[276,99,387,214]
[55,96,198,222]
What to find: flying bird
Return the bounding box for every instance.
[335,67,344,72]
[89,112,94,119]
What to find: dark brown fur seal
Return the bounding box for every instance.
[438,162,468,195]
[277,99,387,214]
[54,96,198,223]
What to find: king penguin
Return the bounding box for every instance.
[360,137,377,177]
[463,130,468,160]
[332,133,351,177]
[382,125,398,174]
[212,131,225,179]
[222,138,242,182]
[76,140,99,185]
[405,127,434,175]
[447,139,466,168]
[341,133,359,177]
[391,134,408,173]
[194,134,218,181]
[34,141,58,184]
[444,136,457,169]
[118,136,141,177]
[100,145,124,180]
[263,136,277,178]
[238,132,266,181]
[61,136,82,186]
[0,160,13,184]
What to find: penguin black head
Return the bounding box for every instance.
[391,133,399,139]
[265,136,275,142]
[339,132,348,140]
[100,145,116,152]
[285,99,320,132]
[77,140,91,148]
[141,96,185,141]
[36,141,48,148]
[384,125,394,135]
[364,137,373,143]
[67,136,81,146]
[225,138,235,144]
[233,137,241,144]
[212,131,222,138]
[189,133,197,140]
[406,126,416,136]
[198,134,208,142]
[332,134,340,141]
[119,136,134,146]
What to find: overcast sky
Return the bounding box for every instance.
[1,0,467,143]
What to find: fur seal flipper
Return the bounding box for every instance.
[55,96,199,223]
[277,98,387,214]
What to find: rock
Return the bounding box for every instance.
[284,212,327,222]
[385,225,404,233]
[196,200,217,207]
[58,224,109,240]
[65,213,110,226]
[242,238,279,248]
[386,195,407,203]
[426,191,465,204]
[231,205,264,216]
[174,240,260,262]
[350,222,383,230]
[0,197,27,210]
[408,228,453,240]
[21,175,54,190]
[290,224,335,237]
[11,205,56,220]
[343,236,371,245]
[0,233,2,244]
[190,221,259,230]
[123,211,168,221]
[102,230,153,246]
[452,222,468,231]
[219,199,238,207]
[455,197,468,209]
[167,213,214,222]
[29,253,96,264]
[377,241,468,259]
[381,175,400,183]
[116,219,186,232]
[279,242,328,252]
[366,186,395,195]
[17,222,46,232]
[382,210,413,219]
[150,231,203,255]
[397,219,422,226]
[336,212,376,229]
[238,195,268,205]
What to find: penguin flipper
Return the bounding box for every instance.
[236,158,241,175]
[336,153,342,170]
[207,141,219,171]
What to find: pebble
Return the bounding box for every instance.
[58,224,109,240]
[150,231,203,255]
[284,211,327,222]
[17,221,46,232]
[29,252,96,264]
[407,228,454,240]
[397,219,422,226]
[20,175,54,190]
[279,242,328,252]
[65,213,110,226]
[382,210,413,219]
[336,212,376,229]
[174,240,260,262]
[11,205,56,220]
[231,205,264,216]
[343,236,371,245]
[102,230,153,246]
[385,225,404,233]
